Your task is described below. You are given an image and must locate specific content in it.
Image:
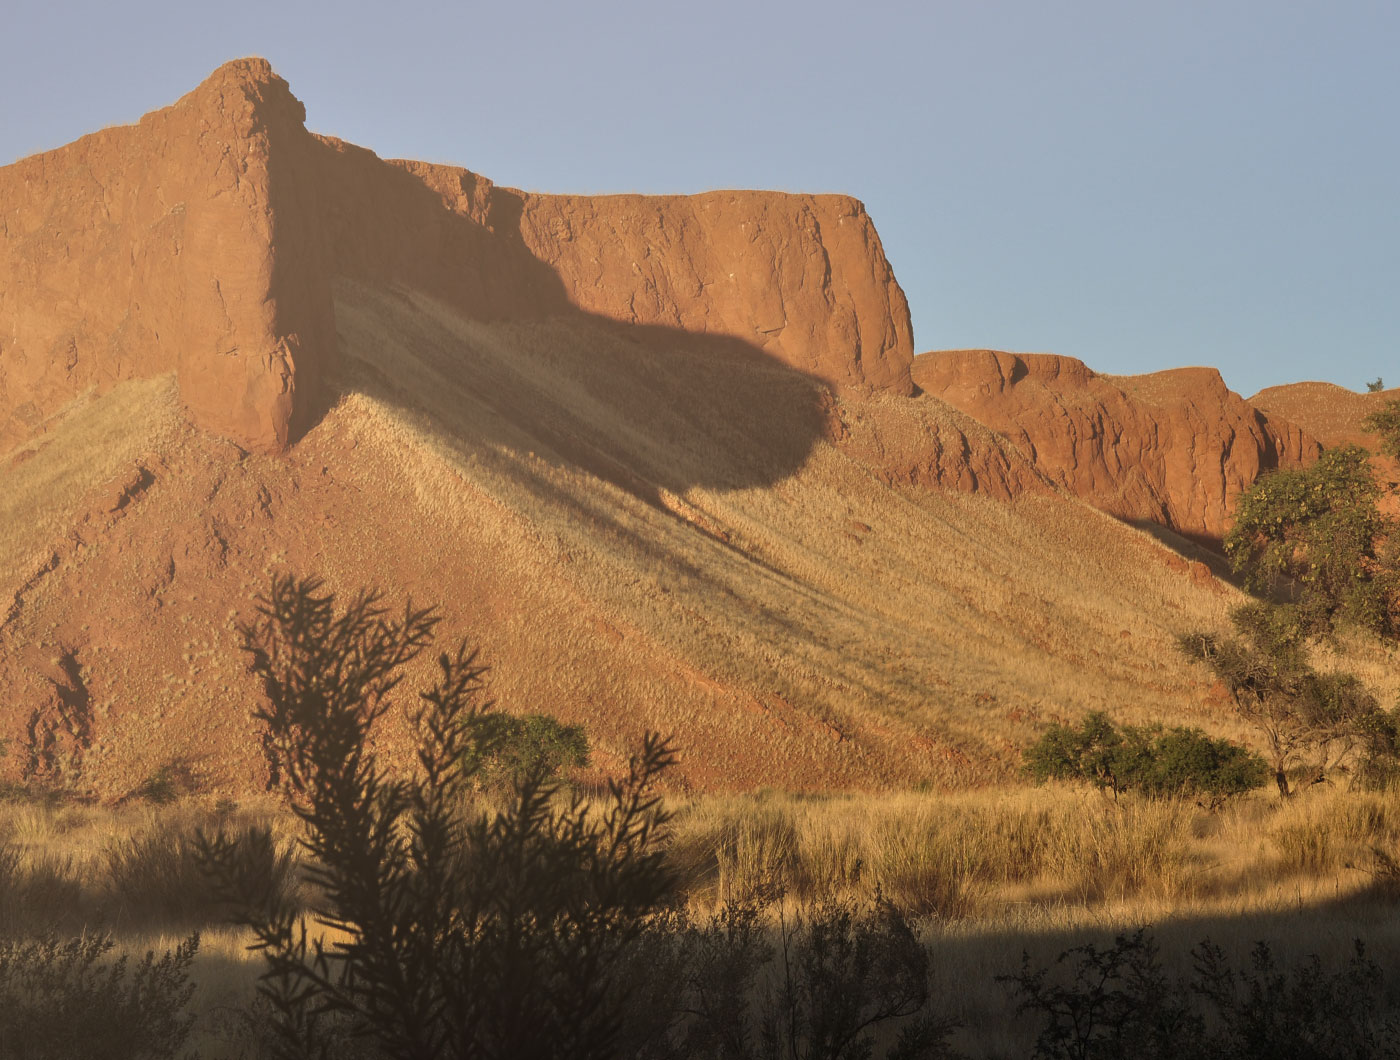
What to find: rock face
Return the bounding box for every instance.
[914,350,1322,543]
[0,59,914,453]
[0,59,333,452]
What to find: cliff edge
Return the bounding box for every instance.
[0,60,914,454]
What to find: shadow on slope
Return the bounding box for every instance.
[301,135,833,503]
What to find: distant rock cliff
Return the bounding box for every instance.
[914,349,1321,543]
[0,59,913,454]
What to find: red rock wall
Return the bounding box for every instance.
[914,349,1321,543]
[0,59,914,454]
[518,191,913,394]
[0,58,334,452]
[313,149,915,394]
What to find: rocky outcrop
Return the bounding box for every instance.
[0,60,914,453]
[517,191,913,394]
[0,58,333,452]
[914,350,1322,543]
[833,392,1053,501]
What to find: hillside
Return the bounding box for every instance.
[0,59,1339,798]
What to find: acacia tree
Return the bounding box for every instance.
[1177,613,1384,796]
[1224,445,1398,639]
[198,574,677,1060]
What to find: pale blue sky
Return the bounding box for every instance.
[5,0,1396,397]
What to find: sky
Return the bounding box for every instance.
[3,0,1396,397]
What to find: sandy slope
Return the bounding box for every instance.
[0,281,1250,797]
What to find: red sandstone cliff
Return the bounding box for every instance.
[0,59,913,455]
[0,60,333,453]
[914,349,1322,543]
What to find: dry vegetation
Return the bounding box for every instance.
[4,780,1400,1057]
[4,288,1398,1055]
[0,282,1279,797]
[0,375,183,586]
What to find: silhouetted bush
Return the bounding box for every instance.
[1001,928,1400,1060]
[614,894,958,1060]
[198,574,677,1060]
[1025,712,1268,807]
[1000,929,1197,1060]
[0,931,199,1060]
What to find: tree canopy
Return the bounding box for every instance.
[1364,397,1400,460]
[1224,445,1398,638]
[1024,712,1268,808]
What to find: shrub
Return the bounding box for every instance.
[1024,712,1128,795]
[1002,929,1400,1060]
[999,929,1198,1059]
[0,932,199,1060]
[457,711,589,790]
[1131,727,1270,808]
[615,895,958,1060]
[759,896,958,1060]
[130,762,199,805]
[197,573,677,1060]
[1024,713,1268,807]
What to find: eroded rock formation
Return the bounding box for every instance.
[0,59,332,452]
[914,349,1321,543]
[0,59,913,454]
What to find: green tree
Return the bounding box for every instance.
[1364,397,1400,460]
[1024,713,1268,807]
[1366,377,1386,394]
[198,574,677,1060]
[1178,611,1383,796]
[1224,446,1397,638]
[1130,727,1270,807]
[458,711,590,791]
[1024,712,1128,796]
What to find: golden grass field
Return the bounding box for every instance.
[5,779,1400,1057]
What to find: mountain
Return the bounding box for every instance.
[0,59,1355,797]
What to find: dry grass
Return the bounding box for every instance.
[0,796,296,929]
[4,782,1400,1057]
[667,783,1400,923]
[314,280,1253,789]
[0,375,183,585]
